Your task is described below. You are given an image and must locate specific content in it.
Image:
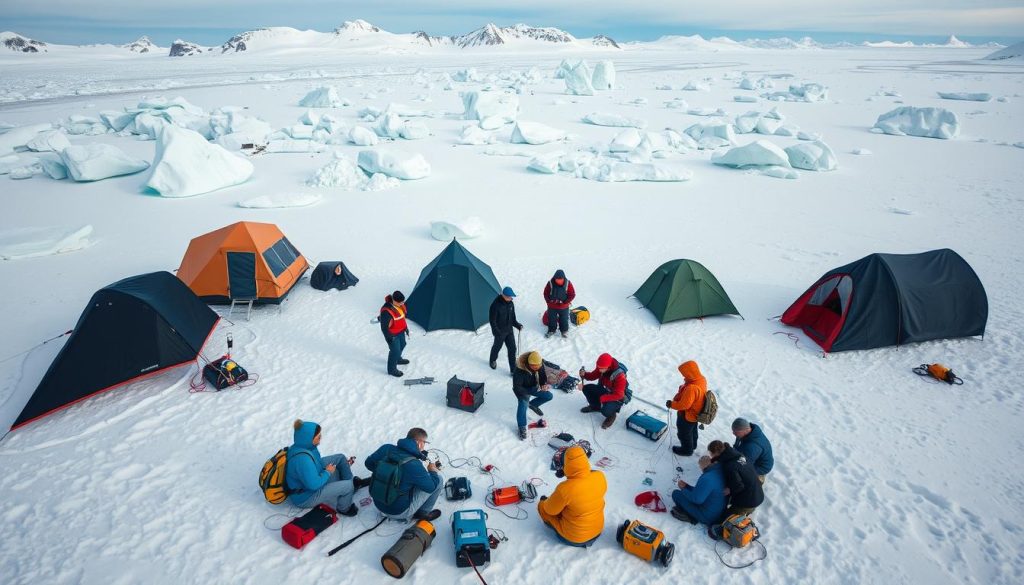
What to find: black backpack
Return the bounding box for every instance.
[611,362,632,405]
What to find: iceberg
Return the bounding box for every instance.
[375,113,405,139]
[609,129,643,152]
[462,91,519,125]
[711,140,791,168]
[308,157,370,189]
[357,149,430,180]
[299,86,348,108]
[785,140,838,171]
[399,121,430,140]
[26,130,71,153]
[684,122,735,144]
[872,106,960,139]
[59,144,150,182]
[145,125,254,197]
[564,61,594,96]
[583,112,647,129]
[592,61,616,90]
[511,121,566,145]
[348,126,379,146]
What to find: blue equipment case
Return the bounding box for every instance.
[452,509,490,568]
[626,410,668,441]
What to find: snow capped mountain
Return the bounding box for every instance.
[123,36,157,53]
[592,34,620,49]
[169,39,205,57]
[943,35,970,48]
[454,23,577,48]
[2,32,47,53]
[334,19,381,34]
[984,40,1024,61]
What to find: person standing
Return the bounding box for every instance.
[578,353,627,429]
[666,361,707,457]
[285,420,372,516]
[543,269,575,338]
[489,286,523,373]
[380,291,410,378]
[732,418,774,484]
[513,351,554,440]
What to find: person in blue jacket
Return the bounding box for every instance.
[732,418,774,483]
[365,427,443,521]
[670,455,727,526]
[286,420,372,515]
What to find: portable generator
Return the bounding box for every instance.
[625,410,668,441]
[616,519,675,567]
[490,486,520,506]
[452,509,490,568]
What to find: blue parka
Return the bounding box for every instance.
[734,423,774,476]
[286,421,329,506]
[672,463,727,525]
[364,438,440,515]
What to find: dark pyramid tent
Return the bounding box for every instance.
[633,259,741,323]
[12,272,219,430]
[310,261,359,291]
[782,249,987,353]
[406,239,502,331]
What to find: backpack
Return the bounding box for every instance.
[259,447,291,504]
[369,451,417,507]
[570,306,590,326]
[913,363,964,385]
[696,390,718,426]
[611,363,632,405]
[721,514,760,548]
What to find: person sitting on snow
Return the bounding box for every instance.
[286,419,372,516]
[538,445,607,547]
[578,353,627,429]
[364,427,443,521]
[512,351,553,440]
[670,454,726,526]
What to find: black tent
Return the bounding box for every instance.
[406,240,502,331]
[781,249,987,352]
[12,272,219,430]
[310,261,359,291]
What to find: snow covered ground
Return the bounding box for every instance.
[1,41,1023,585]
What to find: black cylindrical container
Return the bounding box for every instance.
[381,520,436,579]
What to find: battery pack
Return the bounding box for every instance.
[626,410,668,441]
[491,486,521,506]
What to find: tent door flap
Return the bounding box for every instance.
[226,252,258,299]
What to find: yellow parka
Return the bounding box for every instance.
[537,445,607,543]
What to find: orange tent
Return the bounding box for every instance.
[177,222,309,305]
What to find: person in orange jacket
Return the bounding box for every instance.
[538,445,607,546]
[666,360,707,456]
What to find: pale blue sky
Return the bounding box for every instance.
[3,1,1022,45]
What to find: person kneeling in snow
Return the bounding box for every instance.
[732,417,773,485]
[538,445,607,547]
[708,439,764,518]
[666,360,707,457]
[578,353,626,429]
[513,351,553,440]
[671,455,726,526]
[364,427,443,522]
[286,420,372,516]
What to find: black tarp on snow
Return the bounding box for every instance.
[12,271,219,429]
[781,249,987,352]
[406,240,502,331]
[310,261,359,291]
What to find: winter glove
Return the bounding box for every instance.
[514,323,523,331]
[405,330,411,338]
[665,400,673,409]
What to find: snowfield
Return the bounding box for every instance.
[0,38,1023,585]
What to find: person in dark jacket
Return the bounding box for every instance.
[285,420,372,516]
[671,455,727,526]
[578,353,626,429]
[708,440,764,517]
[489,286,523,373]
[513,351,553,440]
[364,427,443,521]
[732,418,774,483]
[543,269,576,338]
[380,291,410,377]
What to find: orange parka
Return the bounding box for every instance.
[537,445,607,543]
[669,360,707,423]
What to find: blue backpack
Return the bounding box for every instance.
[610,362,633,405]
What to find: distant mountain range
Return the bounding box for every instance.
[0,26,1003,57]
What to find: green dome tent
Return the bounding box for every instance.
[406,239,502,331]
[633,259,741,323]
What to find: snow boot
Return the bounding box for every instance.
[672,446,692,456]
[389,370,404,378]
[489,360,497,370]
[340,504,359,517]
[413,509,441,522]
[580,406,596,413]
[353,476,373,490]
[519,427,527,441]
[529,404,544,417]
[398,358,410,365]
[671,506,697,525]
[561,331,568,339]
[601,414,617,429]
[545,331,556,339]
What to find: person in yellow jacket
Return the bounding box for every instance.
[666,360,707,457]
[537,445,607,547]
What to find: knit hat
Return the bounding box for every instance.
[596,353,613,369]
[527,351,543,367]
[502,286,516,298]
[392,290,405,302]
[732,417,751,431]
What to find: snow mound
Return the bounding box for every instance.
[462,91,519,125]
[763,82,828,102]
[430,217,483,241]
[785,140,838,171]
[583,112,646,129]
[457,125,497,145]
[873,106,960,139]
[592,61,616,90]
[308,157,370,189]
[564,61,594,96]
[852,148,873,155]
[0,225,93,260]
[357,149,430,180]
[25,130,70,153]
[0,124,53,155]
[265,140,327,153]
[511,121,566,145]
[758,166,800,179]
[739,77,774,91]
[527,151,564,174]
[348,126,379,146]
[712,140,791,168]
[688,107,726,117]
[365,173,401,191]
[682,80,710,91]
[734,95,759,103]
[684,122,736,145]
[579,161,692,182]
[735,108,785,135]
[237,193,321,208]
[937,92,992,102]
[609,129,643,152]
[145,125,254,197]
[299,87,349,108]
[59,144,150,182]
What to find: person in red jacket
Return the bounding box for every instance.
[578,353,626,429]
[543,269,576,338]
[666,360,707,456]
[380,291,410,377]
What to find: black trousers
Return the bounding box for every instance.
[546,308,569,333]
[676,412,698,455]
[582,384,623,417]
[489,331,516,373]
